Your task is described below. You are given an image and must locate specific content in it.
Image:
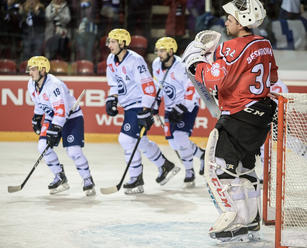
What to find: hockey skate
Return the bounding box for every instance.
[83,176,96,196]
[123,173,144,195]
[199,149,205,175]
[210,225,250,243]
[184,168,195,188]
[48,166,69,194]
[247,212,261,241]
[156,159,180,186]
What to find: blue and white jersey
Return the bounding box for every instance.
[27,74,82,127]
[106,50,156,110]
[152,55,199,112]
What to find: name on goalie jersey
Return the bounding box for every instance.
[247,47,272,64]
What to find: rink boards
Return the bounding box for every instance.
[0,73,306,143]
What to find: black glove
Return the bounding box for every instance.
[168,104,188,123]
[46,124,62,148]
[137,108,154,130]
[32,114,43,135]
[106,95,118,116]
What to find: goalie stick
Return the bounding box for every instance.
[186,69,220,118]
[7,89,86,193]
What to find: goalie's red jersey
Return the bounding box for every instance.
[195,35,278,115]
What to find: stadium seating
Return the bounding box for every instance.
[50,60,68,75]
[130,35,148,57]
[0,59,17,74]
[97,61,107,76]
[99,36,110,61]
[18,60,28,74]
[71,60,94,75]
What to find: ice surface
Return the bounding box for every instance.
[0,142,276,248]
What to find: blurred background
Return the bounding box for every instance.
[1,0,307,75]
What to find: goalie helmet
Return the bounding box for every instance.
[107,28,131,46]
[155,37,178,53]
[27,56,50,73]
[222,0,266,29]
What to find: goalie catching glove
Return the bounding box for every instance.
[46,124,62,148]
[106,95,118,116]
[182,30,221,75]
[137,108,154,131]
[168,104,188,123]
[32,114,43,135]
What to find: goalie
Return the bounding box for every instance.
[182,0,278,243]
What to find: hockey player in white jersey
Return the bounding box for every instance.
[152,37,206,187]
[105,29,180,194]
[27,56,95,196]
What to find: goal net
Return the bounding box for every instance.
[262,93,307,248]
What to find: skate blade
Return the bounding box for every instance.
[160,166,181,186]
[184,181,195,188]
[49,183,70,195]
[124,185,144,195]
[85,188,96,197]
[216,234,250,243]
[248,231,260,241]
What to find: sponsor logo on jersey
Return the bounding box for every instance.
[108,63,115,72]
[141,81,156,97]
[123,123,131,132]
[122,66,126,74]
[67,135,74,143]
[170,72,176,80]
[42,93,49,101]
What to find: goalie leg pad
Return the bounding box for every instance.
[205,128,237,233]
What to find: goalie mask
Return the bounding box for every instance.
[155,37,178,53]
[27,56,50,73]
[223,0,266,29]
[107,28,131,46]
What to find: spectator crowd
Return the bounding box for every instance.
[0,0,306,75]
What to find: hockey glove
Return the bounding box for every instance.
[46,124,62,148]
[168,104,188,123]
[106,95,118,116]
[137,108,154,131]
[32,114,43,135]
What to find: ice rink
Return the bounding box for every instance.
[0,141,276,248]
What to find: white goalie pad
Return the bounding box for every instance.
[205,128,237,233]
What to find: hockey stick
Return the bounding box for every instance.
[100,71,170,194]
[186,69,220,118]
[8,89,86,193]
[100,127,146,194]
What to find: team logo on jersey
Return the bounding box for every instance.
[210,63,221,77]
[67,135,75,143]
[176,121,185,129]
[123,123,131,132]
[122,66,127,74]
[163,83,176,100]
[115,75,127,95]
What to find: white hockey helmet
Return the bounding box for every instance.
[223,0,266,28]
